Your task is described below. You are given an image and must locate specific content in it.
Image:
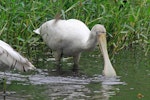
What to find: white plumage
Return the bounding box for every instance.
[0,40,36,72]
[34,19,116,77]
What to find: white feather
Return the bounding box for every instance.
[0,40,36,71]
[33,28,40,34]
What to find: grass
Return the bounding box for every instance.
[0,0,150,69]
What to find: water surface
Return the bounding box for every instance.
[0,48,149,100]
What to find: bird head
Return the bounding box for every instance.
[91,24,106,36]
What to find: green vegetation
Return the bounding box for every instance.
[0,1,150,99]
[0,0,150,69]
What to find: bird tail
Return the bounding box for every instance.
[0,40,36,72]
[33,28,40,34]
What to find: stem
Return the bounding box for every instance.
[3,73,6,100]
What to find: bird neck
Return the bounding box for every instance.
[84,32,98,51]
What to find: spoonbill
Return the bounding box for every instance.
[0,40,36,72]
[33,19,116,77]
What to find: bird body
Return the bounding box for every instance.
[34,19,116,77]
[35,19,96,56]
[0,40,36,72]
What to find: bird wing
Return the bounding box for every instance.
[53,19,90,44]
[0,40,36,72]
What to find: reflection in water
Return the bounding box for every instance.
[91,76,126,100]
[0,70,125,100]
[91,84,114,100]
[44,84,91,99]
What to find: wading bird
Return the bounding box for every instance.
[0,40,36,72]
[33,19,116,77]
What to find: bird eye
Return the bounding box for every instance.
[96,31,101,34]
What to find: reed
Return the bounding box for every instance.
[0,0,149,68]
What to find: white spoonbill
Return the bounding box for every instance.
[33,19,116,77]
[0,40,36,72]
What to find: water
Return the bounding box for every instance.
[0,49,150,100]
[0,70,125,100]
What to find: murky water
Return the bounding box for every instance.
[0,70,125,100]
[0,48,150,100]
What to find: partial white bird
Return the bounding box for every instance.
[0,40,36,72]
[33,19,116,77]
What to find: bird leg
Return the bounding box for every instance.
[54,51,62,73]
[72,53,81,73]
